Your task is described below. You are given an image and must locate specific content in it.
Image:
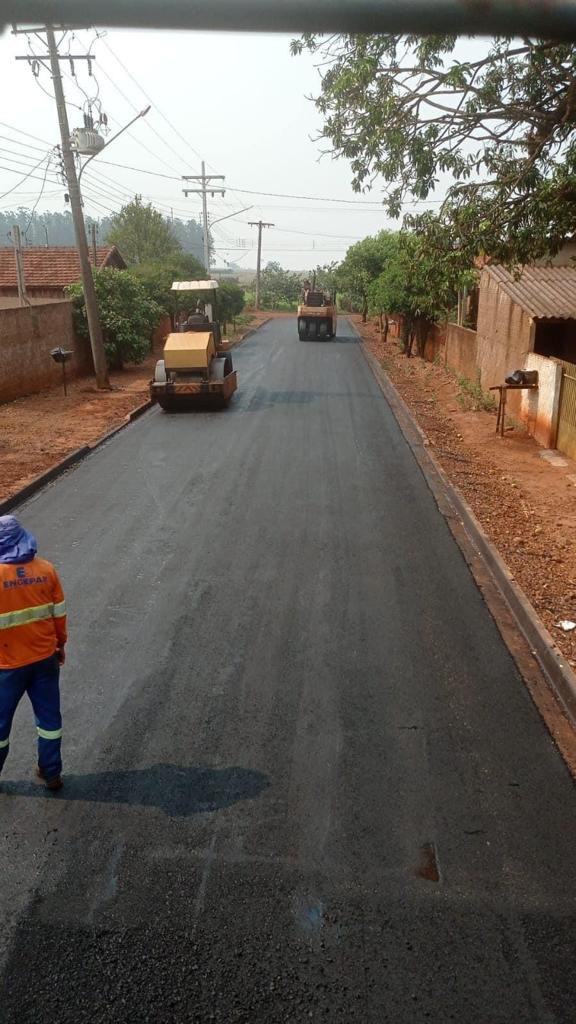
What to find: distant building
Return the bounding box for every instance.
[0,245,125,300]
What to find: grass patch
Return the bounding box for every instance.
[457,375,497,412]
[233,313,254,329]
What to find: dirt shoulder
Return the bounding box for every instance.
[0,311,275,505]
[353,315,576,671]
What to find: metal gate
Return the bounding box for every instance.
[556,359,576,461]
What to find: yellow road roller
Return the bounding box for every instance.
[150,280,238,411]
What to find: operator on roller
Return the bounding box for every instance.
[0,516,67,791]
[185,304,209,326]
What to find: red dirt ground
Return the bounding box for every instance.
[354,315,576,672]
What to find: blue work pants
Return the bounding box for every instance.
[0,655,62,780]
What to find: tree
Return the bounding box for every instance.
[130,253,206,319]
[214,280,245,331]
[105,197,181,265]
[292,35,576,265]
[170,216,205,264]
[67,268,162,369]
[0,208,113,247]
[336,233,394,321]
[306,262,341,300]
[258,262,302,310]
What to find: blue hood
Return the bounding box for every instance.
[0,516,38,564]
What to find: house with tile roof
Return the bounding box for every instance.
[445,263,576,456]
[0,245,125,300]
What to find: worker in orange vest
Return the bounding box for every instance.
[0,516,67,791]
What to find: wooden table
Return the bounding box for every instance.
[489,383,538,437]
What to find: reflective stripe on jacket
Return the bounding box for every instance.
[0,557,67,669]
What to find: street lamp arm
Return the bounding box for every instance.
[78,105,151,184]
[209,205,253,228]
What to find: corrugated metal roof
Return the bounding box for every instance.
[0,246,124,289]
[171,280,219,291]
[486,264,576,320]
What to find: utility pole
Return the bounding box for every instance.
[15,26,110,388]
[249,220,274,310]
[182,161,225,274]
[12,225,30,307]
[45,26,109,388]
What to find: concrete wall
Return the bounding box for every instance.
[517,353,563,448]
[0,301,92,403]
[475,270,532,390]
[445,323,479,381]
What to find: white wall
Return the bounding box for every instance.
[519,353,563,448]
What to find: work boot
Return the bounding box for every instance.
[35,767,63,791]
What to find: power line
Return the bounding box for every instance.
[0,152,55,202]
[96,35,262,220]
[23,153,54,238]
[0,121,53,148]
[246,223,366,240]
[64,155,443,209]
[211,246,351,253]
[99,36,203,169]
[74,33,197,176]
[0,133,48,155]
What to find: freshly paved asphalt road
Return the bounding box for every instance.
[1,317,576,1023]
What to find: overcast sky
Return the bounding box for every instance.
[0,27,420,271]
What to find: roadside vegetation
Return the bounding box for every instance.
[456,375,497,414]
[292,34,576,270]
[286,33,576,356]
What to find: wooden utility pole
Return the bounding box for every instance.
[44,26,110,388]
[182,162,225,273]
[249,220,274,310]
[16,27,110,387]
[12,225,30,307]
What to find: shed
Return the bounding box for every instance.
[477,264,576,390]
[475,264,576,452]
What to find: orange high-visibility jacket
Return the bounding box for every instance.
[0,558,67,670]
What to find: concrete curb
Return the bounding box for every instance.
[227,317,272,349]
[0,446,91,515]
[355,324,576,728]
[0,399,154,516]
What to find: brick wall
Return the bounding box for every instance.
[422,321,446,363]
[0,300,92,403]
[475,270,532,390]
[445,323,479,381]
[384,315,445,363]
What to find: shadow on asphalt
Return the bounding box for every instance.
[0,763,270,817]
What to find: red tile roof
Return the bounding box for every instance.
[0,246,125,289]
